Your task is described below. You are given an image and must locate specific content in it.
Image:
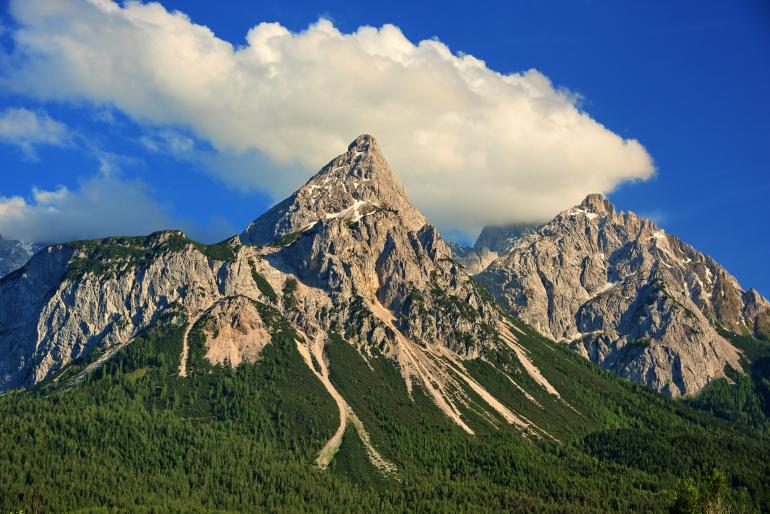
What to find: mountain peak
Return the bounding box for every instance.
[578,193,615,215]
[473,223,541,254]
[478,189,770,397]
[347,133,379,152]
[555,193,616,223]
[241,135,426,245]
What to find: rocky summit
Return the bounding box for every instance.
[476,193,770,396]
[240,135,427,245]
[2,138,765,404]
[3,137,766,406]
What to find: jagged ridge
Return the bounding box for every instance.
[477,193,770,396]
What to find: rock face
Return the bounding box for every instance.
[198,296,271,368]
[477,194,769,396]
[1,135,558,444]
[451,223,540,275]
[0,235,40,278]
[475,223,542,255]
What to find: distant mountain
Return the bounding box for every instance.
[477,194,770,396]
[474,223,542,255]
[0,235,40,277]
[451,223,541,274]
[445,240,474,259]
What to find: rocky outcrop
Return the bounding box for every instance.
[0,232,249,390]
[477,194,768,396]
[197,296,271,368]
[743,288,770,338]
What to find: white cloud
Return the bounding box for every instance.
[0,175,174,242]
[139,129,195,155]
[3,0,655,235]
[0,107,69,159]
[0,174,233,243]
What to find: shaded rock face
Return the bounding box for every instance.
[477,193,768,396]
[0,136,503,407]
[475,223,541,255]
[0,235,41,278]
[450,223,541,275]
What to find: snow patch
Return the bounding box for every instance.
[567,208,598,220]
[324,200,379,224]
[563,330,604,343]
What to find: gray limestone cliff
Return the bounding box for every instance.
[476,194,769,396]
[240,135,427,245]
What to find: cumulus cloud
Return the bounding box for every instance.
[2,0,655,235]
[0,175,175,242]
[0,107,69,159]
[0,174,233,243]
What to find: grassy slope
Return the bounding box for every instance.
[0,305,768,511]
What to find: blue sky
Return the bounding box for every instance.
[0,0,768,294]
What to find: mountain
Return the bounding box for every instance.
[0,235,40,278]
[450,223,540,274]
[477,194,770,397]
[1,138,769,512]
[0,135,547,439]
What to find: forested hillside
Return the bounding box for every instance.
[1,302,768,513]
